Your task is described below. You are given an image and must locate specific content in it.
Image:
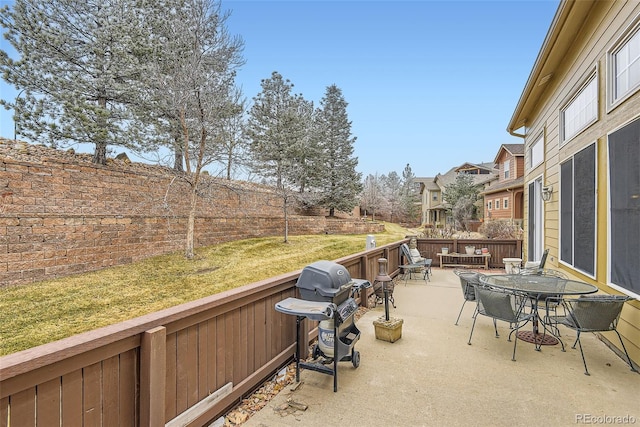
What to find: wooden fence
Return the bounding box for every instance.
[415,238,523,269]
[0,239,521,426]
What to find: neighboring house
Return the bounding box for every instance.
[414,177,441,226]
[417,162,497,227]
[479,144,525,224]
[508,0,639,365]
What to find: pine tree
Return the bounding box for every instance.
[218,94,249,180]
[246,72,311,242]
[444,174,481,231]
[0,0,157,164]
[401,163,420,223]
[314,84,362,217]
[247,72,299,189]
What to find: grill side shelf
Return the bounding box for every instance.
[274,297,335,321]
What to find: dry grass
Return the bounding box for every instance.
[0,223,410,356]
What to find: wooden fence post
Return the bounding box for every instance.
[140,326,166,427]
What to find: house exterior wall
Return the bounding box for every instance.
[515,156,525,179]
[422,188,443,227]
[485,190,513,220]
[482,148,524,222]
[518,0,640,365]
[497,152,510,180]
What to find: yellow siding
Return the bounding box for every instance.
[521,0,640,365]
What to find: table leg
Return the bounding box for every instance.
[516,300,559,348]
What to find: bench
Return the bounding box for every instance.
[437,252,490,270]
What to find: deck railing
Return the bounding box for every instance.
[0,238,521,426]
[415,238,523,268]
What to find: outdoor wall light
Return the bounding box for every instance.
[541,186,553,202]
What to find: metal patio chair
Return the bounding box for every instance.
[399,243,432,283]
[517,248,549,275]
[556,295,638,375]
[468,285,535,361]
[454,269,481,325]
[534,270,569,335]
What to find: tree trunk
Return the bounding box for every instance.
[94,95,108,165]
[173,142,184,172]
[93,141,107,165]
[283,196,289,243]
[185,187,197,259]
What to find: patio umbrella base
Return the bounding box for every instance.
[373,317,403,343]
[517,330,559,345]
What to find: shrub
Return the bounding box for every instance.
[421,226,455,239]
[478,219,523,239]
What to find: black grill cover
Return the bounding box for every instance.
[296,260,353,304]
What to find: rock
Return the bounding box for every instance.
[115,152,130,163]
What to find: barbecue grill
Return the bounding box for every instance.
[275,260,368,392]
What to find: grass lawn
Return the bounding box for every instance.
[0,222,411,356]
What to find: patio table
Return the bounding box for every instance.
[479,274,598,348]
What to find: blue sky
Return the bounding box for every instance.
[0,0,559,179]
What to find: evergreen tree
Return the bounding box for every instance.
[217,94,249,180]
[443,173,481,231]
[0,0,156,164]
[401,163,420,223]
[288,96,318,195]
[314,84,362,217]
[247,72,300,189]
[246,72,310,242]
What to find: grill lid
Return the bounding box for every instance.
[296,260,353,298]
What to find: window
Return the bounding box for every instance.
[432,193,438,201]
[610,21,640,106]
[503,198,509,209]
[561,73,597,144]
[503,160,510,179]
[488,201,492,210]
[560,143,596,277]
[529,134,543,168]
[495,199,500,209]
[608,117,640,297]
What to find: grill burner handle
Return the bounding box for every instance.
[312,281,353,298]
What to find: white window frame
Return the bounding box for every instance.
[560,70,598,145]
[495,199,500,210]
[488,201,492,210]
[529,133,544,169]
[608,14,640,110]
[503,160,510,179]
[503,197,509,209]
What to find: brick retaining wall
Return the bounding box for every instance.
[1,140,383,286]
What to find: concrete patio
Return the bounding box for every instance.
[243,267,639,427]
